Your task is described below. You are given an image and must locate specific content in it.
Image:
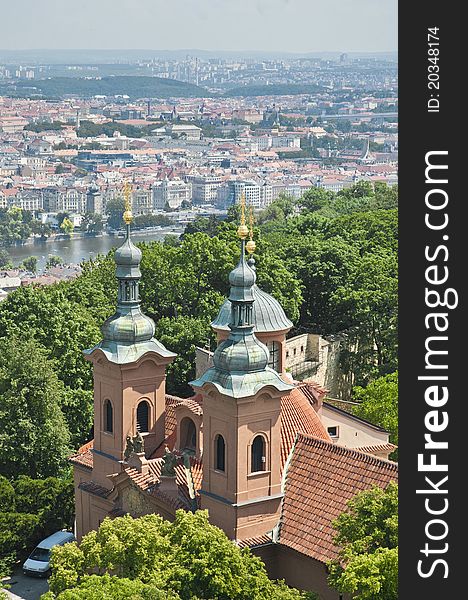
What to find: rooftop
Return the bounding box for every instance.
[277,433,398,563]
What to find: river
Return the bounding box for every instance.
[7,227,184,273]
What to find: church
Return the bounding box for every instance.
[71,195,398,599]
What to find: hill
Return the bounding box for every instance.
[4,76,210,99]
[225,83,324,97]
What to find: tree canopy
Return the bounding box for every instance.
[352,372,398,458]
[0,337,71,479]
[0,475,74,576]
[328,483,398,600]
[45,511,307,600]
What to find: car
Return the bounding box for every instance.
[22,530,75,577]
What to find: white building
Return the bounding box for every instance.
[43,187,86,214]
[132,188,153,216]
[219,180,273,209]
[153,179,192,210]
[187,175,222,204]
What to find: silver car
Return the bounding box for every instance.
[22,530,75,577]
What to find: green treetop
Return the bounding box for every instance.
[45,510,309,600]
[328,483,398,600]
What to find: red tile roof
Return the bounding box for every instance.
[355,443,397,456]
[278,433,398,564]
[236,534,273,549]
[69,448,93,470]
[280,387,332,468]
[78,481,111,498]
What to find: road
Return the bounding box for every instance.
[1,568,48,600]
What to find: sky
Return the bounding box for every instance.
[0,0,397,54]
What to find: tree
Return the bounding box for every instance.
[46,511,305,600]
[0,249,12,269]
[328,483,398,600]
[21,255,38,273]
[56,213,69,228]
[0,284,101,391]
[257,194,296,226]
[80,213,103,234]
[46,255,63,269]
[105,198,126,230]
[154,316,213,396]
[352,372,398,458]
[42,575,180,600]
[60,218,74,235]
[31,220,52,238]
[0,336,71,479]
[183,215,220,237]
[12,476,75,537]
[0,475,74,578]
[296,187,334,213]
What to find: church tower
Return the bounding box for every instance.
[211,206,293,374]
[83,183,176,490]
[190,200,293,541]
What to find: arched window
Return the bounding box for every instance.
[136,400,150,433]
[180,417,196,453]
[104,399,113,433]
[215,434,225,472]
[251,435,266,472]
[267,341,280,371]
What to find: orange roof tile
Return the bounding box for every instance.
[280,387,331,468]
[278,434,398,564]
[69,448,93,470]
[78,481,111,498]
[355,443,397,456]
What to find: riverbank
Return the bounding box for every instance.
[5,226,184,272]
[8,225,184,248]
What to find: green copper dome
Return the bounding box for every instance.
[115,236,142,279]
[214,329,269,373]
[228,259,255,303]
[85,222,175,365]
[190,240,293,399]
[212,257,293,333]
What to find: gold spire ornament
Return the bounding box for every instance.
[246,205,256,254]
[123,181,133,225]
[237,193,249,239]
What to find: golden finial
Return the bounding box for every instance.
[237,193,249,239]
[246,205,256,254]
[123,181,133,225]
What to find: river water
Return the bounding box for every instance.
[7,227,184,273]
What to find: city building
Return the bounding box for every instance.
[187,174,222,205]
[153,178,192,210]
[218,179,272,208]
[43,187,86,213]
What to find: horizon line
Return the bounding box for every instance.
[0,48,398,55]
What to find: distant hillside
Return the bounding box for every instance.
[4,76,210,99]
[225,83,324,97]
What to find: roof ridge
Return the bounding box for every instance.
[296,432,398,471]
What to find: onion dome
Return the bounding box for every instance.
[114,233,142,279]
[190,237,293,399]
[212,256,293,334]
[84,187,175,365]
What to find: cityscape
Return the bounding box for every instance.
[0,3,398,599]
[0,51,397,277]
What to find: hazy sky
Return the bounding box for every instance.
[0,0,397,53]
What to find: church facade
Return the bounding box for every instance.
[71,199,397,599]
